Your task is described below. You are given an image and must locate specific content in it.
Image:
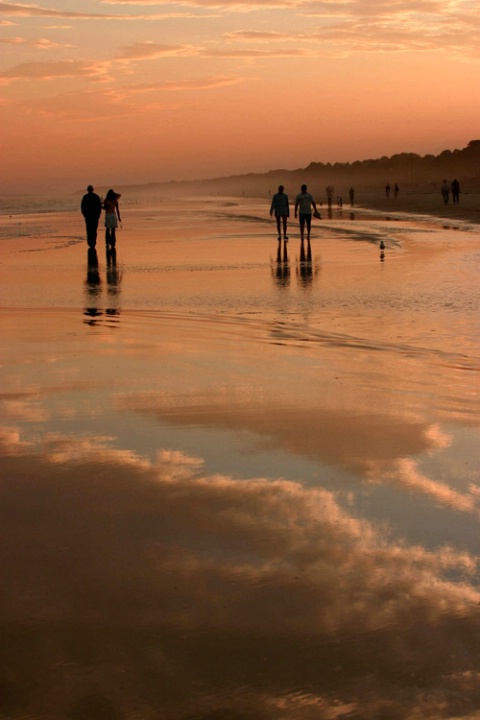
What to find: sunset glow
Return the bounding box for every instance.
[1,0,479,192]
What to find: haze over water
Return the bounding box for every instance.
[1,194,480,719]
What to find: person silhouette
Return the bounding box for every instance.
[294,184,318,243]
[451,178,460,204]
[103,189,122,249]
[81,185,102,248]
[441,180,450,204]
[269,185,290,242]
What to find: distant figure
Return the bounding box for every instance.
[103,189,122,249]
[441,180,450,204]
[394,183,399,198]
[326,185,334,208]
[270,185,290,242]
[451,178,460,204]
[294,184,318,243]
[349,187,355,206]
[337,196,343,208]
[81,185,102,248]
[385,183,391,198]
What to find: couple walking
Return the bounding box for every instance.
[270,184,319,243]
[81,185,122,249]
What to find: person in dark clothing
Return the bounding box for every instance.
[81,185,102,248]
[451,178,460,204]
[270,185,290,241]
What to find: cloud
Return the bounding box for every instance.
[0,59,110,85]
[0,1,118,18]
[202,47,313,56]
[0,36,72,49]
[125,75,246,91]
[100,0,300,6]
[115,41,197,61]
[0,1,213,20]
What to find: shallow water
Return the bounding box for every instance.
[1,197,480,719]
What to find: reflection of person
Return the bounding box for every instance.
[294,185,318,243]
[81,185,102,248]
[451,178,460,204]
[103,189,122,249]
[270,185,290,241]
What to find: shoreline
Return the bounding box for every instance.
[352,188,480,225]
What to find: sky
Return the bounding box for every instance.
[0,0,479,193]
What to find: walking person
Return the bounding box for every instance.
[270,185,290,242]
[103,189,122,249]
[441,180,450,204]
[451,178,460,204]
[349,187,355,207]
[81,185,102,248]
[294,185,318,244]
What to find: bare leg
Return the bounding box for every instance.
[276,217,281,240]
[283,216,288,240]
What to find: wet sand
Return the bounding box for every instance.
[1,196,480,719]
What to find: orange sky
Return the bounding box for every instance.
[1,0,479,193]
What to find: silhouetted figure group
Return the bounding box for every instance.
[81,185,122,251]
[270,184,320,245]
[385,183,399,199]
[441,179,460,204]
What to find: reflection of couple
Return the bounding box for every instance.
[84,248,121,321]
[81,186,122,250]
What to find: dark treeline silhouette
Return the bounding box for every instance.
[95,140,480,200]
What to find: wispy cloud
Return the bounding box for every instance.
[125,75,246,91]
[0,2,117,18]
[0,60,110,85]
[0,1,213,20]
[116,41,197,61]
[0,36,72,49]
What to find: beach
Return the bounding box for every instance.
[1,193,480,719]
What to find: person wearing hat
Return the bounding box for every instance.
[81,185,102,248]
[103,189,122,249]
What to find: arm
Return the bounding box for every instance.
[116,201,121,222]
[294,200,299,218]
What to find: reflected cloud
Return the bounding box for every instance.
[379,457,478,515]
[2,399,50,423]
[1,428,480,717]
[118,397,435,473]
